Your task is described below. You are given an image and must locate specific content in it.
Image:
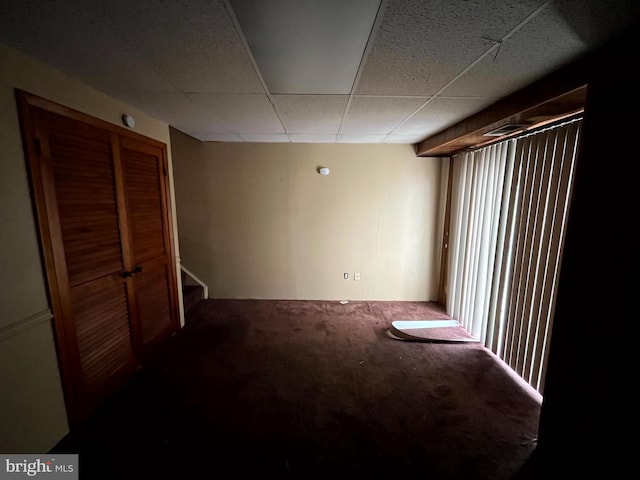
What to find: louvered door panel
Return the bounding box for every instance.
[47,121,123,287]
[72,281,134,390]
[123,147,166,262]
[121,138,178,350]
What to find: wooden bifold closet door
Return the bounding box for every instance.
[17,91,180,424]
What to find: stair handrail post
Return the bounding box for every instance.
[179,263,208,299]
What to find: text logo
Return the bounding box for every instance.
[0,456,78,480]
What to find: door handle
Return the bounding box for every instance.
[121,266,143,278]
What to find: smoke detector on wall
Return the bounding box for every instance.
[122,114,135,128]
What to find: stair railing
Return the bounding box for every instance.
[180,263,209,300]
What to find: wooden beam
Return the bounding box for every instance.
[415,54,591,157]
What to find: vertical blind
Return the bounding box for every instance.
[447,141,515,341]
[446,118,582,394]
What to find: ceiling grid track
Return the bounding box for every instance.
[336,0,389,143]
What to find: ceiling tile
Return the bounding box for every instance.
[187,94,285,134]
[229,0,380,94]
[550,0,640,48]
[356,0,548,96]
[272,95,348,134]
[92,0,265,93]
[341,96,427,134]
[392,97,497,137]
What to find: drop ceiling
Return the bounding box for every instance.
[1,0,639,145]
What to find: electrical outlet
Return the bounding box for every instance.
[343,272,349,280]
[354,272,360,281]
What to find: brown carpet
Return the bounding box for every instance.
[52,299,542,479]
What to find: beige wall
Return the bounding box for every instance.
[171,128,444,301]
[0,43,181,452]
